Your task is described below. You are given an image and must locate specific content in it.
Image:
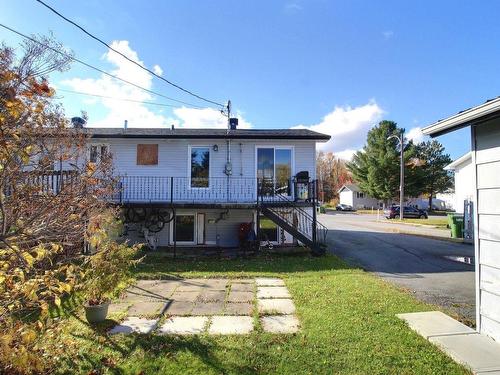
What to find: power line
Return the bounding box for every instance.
[0,23,205,109]
[56,88,184,108]
[35,0,225,108]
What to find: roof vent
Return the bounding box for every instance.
[71,117,86,128]
[229,118,238,130]
[171,124,175,130]
[124,119,128,129]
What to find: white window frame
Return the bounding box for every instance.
[88,143,110,163]
[188,145,211,189]
[170,212,196,245]
[255,145,295,198]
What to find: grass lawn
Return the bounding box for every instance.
[399,217,449,228]
[44,253,470,374]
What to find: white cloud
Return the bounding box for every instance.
[406,126,427,144]
[62,40,245,129]
[153,64,163,76]
[336,149,357,161]
[284,2,302,13]
[382,30,394,39]
[293,101,384,157]
[173,107,251,129]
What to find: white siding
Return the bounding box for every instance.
[339,190,353,206]
[453,158,474,213]
[105,138,316,179]
[475,119,500,342]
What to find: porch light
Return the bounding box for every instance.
[213,144,219,152]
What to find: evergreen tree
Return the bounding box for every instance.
[347,120,421,202]
[415,140,454,211]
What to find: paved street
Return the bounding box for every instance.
[320,211,476,323]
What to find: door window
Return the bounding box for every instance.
[257,147,293,196]
[175,214,195,242]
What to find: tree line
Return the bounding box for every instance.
[317,120,454,210]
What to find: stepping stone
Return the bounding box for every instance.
[257,287,291,299]
[128,301,166,317]
[230,283,254,292]
[197,290,226,302]
[121,288,168,302]
[225,302,253,316]
[261,315,300,333]
[171,291,200,302]
[203,279,228,290]
[177,280,206,291]
[109,317,158,335]
[208,315,254,335]
[135,279,160,288]
[164,301,193,316]
[108,302,131,315]
[231,279,254,284]
[256,278,285,287]
[227,291,254,303]
[191,302,224,316]
[258,299,295,314]
[397,311,475,339]
[158,316,208,335]
[429,333,500,374]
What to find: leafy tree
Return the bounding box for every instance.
[415,140,453,211]
[347,120,422,202]
[0,36,119,373]
[316,151,352,203]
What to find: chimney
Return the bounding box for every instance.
[229,118,238,130]
[71,116,86,128]
[124,119,128,129]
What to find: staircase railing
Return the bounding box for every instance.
[258,178,328,245]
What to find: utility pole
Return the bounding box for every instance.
[388,130,405,220]
[226,100,231,132]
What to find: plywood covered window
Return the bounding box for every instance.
[137,144,158,165]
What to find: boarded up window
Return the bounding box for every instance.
[137,144,158,165]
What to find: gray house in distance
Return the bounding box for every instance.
[338,184,379,209]
[423,97,500,343]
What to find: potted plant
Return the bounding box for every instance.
[83,218,141,324]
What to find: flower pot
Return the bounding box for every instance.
[84,301,110,323]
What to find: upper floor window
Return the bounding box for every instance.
[89,144,109,163]
[137,144,158,165]
[190,146,210,188]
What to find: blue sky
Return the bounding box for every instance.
[2,0,500,160]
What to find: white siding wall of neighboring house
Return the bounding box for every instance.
[339,190,353,206]
[474,119,500,342]
[454,158,475,213]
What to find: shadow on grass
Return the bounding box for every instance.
[132,252,354,278]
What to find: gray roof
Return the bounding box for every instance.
[83,127,331,141]
[423,96,500,137]
[338,183,360,193]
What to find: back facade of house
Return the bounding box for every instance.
[84,127,330,253]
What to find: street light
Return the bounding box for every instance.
[388,130,405,220]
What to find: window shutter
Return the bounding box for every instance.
[137,144,158,165]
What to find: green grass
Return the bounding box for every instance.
[42,254,469,374]
[399,217,448,228]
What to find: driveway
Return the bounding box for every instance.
[320,211,476,324]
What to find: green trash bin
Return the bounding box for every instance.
[451,220,464,238]
[447,213,455,228]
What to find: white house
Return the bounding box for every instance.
[81,126,330,254]
[338,184,379,209]
[423,97,500,343]
[444,152,475,213]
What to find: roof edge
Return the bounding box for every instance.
[422,97,500,137]
[444,151,472,170]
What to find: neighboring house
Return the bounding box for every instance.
[423,97,500,343]
[406,196,450,211]
[444,152,474,213]
[338,184,379,209]
[82,126,330,253]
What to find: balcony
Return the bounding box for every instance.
[113,176,316,206]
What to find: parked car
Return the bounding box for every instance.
[384,206,428,219]
[336,204,354,211]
